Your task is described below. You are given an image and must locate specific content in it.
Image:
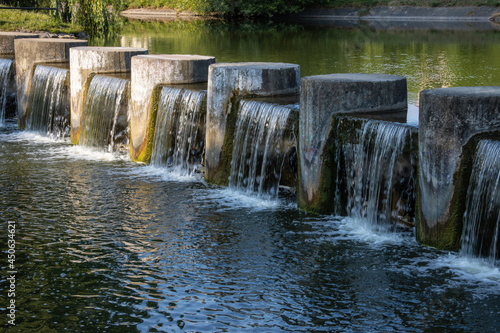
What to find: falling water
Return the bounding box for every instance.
[25,65,70,137]
[151,86,206,175]
[341,120,414,231]
[79,75,129,151]
[461,139,500,265]
[229,100,294,199]
[0,58,14,124]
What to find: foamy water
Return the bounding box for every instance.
[127,164,204,183]
[193,187,294,212]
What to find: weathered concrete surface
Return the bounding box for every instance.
[298,73,407,214]
[205,62,300,186]
[14,38,87,128]
[418,87,500,250]
[129,54,215,162]
[0,32,39,54]
[70,46,148,144]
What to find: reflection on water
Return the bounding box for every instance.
[110,20,500,104]
[1,120,500,331]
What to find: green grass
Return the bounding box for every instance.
[0,9,80,34]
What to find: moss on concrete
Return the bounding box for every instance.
[279,109,299,189]
[417,131,500,251]
[131,84,163,163]
[299,112,418,224]
[71,72,96,145]
[298,113,362,214]
[205,92,241,186]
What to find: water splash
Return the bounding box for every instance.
[229,100,294,200]
[461,139,500,266]
[151,87,206,176]
[25,65,69,137]
[79,75,129,151]
[341,119,415,232]
[0,58,14,125]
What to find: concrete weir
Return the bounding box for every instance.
[70,46,148,144]
[129,54,216,163]
[14,38,88,128]
[298,73,407,214]
[417,87,500,250]
[205,62,300,186]
[0,32,39,55]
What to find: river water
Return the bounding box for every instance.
[2,19,500,332]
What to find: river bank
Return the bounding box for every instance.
[121,5,500,22]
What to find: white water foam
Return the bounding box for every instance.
[425,253,500,296]
[59,145,129,162]
[194,187,293,212]
[337,216,409,245]
[294,215,411,247]
[297,215,500,294]
[127,164,204,183]
[0,131,63,144]
[0,130,128,162]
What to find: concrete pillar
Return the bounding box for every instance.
[69,46,148,144]
[298,73,407,214]
[0,32,39,55]
[129,54,215,163]
[418,87,500,250]
[205,62,300,186]
[14,38,87,128]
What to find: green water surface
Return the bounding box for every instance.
[100,18,500,104]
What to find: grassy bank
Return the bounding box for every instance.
[122,0,500,12]
[0,9,80,34]
[0,0,498,37]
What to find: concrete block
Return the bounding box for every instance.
[14,38,87,128]
[205,62,300,186]
[69,46,148,144]
[418,87,500,250]
[0,32,39,55]
[298,73,407,213]
[129,54,215,162]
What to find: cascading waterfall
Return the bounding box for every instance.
[0,58,14,125]
[229,100,293,199]
[460,139,500,265]
[151,86,206,175]
[25,65,69,137]
[341,120,414,231]
[79,75,129,151]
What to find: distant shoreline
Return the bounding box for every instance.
[121,6,500,22]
